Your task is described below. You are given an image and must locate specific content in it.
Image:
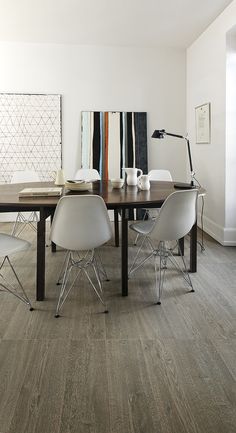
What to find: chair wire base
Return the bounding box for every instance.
[129,238,194,304]
[55,250,108,317]
[56,250,109,286]
[0,256,33,310]
[12,212,39,237]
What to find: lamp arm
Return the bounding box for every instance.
[186,138,195,186]
[152,129,196,188]
[165,132,184,139]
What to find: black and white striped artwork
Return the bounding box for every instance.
[81,111,147,179]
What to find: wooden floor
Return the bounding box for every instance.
[0,222,236,433]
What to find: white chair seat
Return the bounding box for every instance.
[130,219,156,236]
[0,233,30,257]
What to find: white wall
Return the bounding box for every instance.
[226,30,236,231]
[187,0,236,245]
[0,42,186,181]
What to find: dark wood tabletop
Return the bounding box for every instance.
[0,180,203,209]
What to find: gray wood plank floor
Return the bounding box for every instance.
[0,222,236,433]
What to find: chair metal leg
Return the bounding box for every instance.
[129,234,157,276]
[55,253,75,317]
[11,213,21,236]
[0,256,33,310]
[94,250,109,282]
[155,242,166,305]
[84,265,108,312]
[56,251,70,285]
[168,252,194,289]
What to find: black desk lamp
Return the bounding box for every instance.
[152,129,195,189]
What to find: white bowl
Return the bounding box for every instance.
[111,178,124,189]
[65,181,92,191]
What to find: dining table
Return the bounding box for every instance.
[0,180,203,301]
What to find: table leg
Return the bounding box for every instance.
[179,237,185,255]
[114,209,119,247]
[190,221,197,272]
[36,208,46,301]
[50,210,56,253]
[121,209,128,296]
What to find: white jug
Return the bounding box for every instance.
[54,169,65,186]
[123,167,143,186]
[138,174,150,190]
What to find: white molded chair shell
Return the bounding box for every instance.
[150,189,198,241]
[132,190,198,241]
[11,170,40,183]
[148,169,173,181]
[50,195,112,251]
[74,168,101,181]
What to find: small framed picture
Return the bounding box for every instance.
[195,102,211,143]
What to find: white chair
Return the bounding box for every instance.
[11,170,40,236]
[129,189,198,304]
[50,195,112,317]
[74,168,120,247]
[148,169,173,182]
[0,233,33,310]
[134,169,173,245]
[74,168,101,181]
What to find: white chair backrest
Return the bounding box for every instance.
[74,168,101,181]
[151,189,198,241]
[11,170,40,183]
[50,195,112,251]
[148,169,172,181]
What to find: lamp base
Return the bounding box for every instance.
[174,182,195,189]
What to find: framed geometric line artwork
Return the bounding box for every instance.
[0,93,62,183]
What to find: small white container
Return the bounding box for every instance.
[54,169,65,186]
[123,167,143,186]
[138,174,150,190]
[111,178,124,189]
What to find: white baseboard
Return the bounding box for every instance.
[198,212,236,246]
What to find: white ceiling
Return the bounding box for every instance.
[0,0,234,48]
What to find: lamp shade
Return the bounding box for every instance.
[151,129,165,139]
